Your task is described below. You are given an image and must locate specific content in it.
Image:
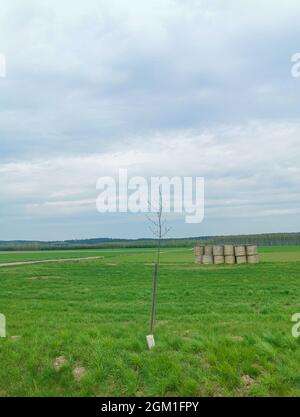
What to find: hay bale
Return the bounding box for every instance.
[247,255,259,264]
[225,255,235,264]
[235,245,246,256]
[236,255,247,264]
[214,255,225,264]
[195,255,203,264]
[213,245,224,256]
[202,254,213,264]
[194,245,204,256]
[224,245,234,256]
[246,245,257,256]
[204,245,213,256]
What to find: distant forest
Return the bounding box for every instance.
[0,232,299,251]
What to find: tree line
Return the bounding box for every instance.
[0,232,299,251]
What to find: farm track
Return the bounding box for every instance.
[0,256,104,268]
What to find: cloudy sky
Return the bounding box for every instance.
[0,0,300,240]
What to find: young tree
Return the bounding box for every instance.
[146,189,171,349]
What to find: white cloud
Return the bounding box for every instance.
[1,121,299,225]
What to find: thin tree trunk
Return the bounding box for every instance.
[150,263,158,335]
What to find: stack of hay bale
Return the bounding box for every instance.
[246,245,259,264]
[194,243,259,264]
[194,244,204,264]
[212,245,224,264]
[235,245,247,264]
[224,245,235,264]
[203,245,213,264]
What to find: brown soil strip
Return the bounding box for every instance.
[0,256,103,268]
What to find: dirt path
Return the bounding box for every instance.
[0,256,104,268]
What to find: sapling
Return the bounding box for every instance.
[146,189,171,349]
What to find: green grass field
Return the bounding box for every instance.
[1,246,300,396]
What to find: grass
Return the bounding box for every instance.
[0,246,300,396]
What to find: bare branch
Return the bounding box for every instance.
[145,213,159,227]
[149,225,160,237]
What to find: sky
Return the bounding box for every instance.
[0,0,300,241]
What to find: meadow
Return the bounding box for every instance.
[0,246,300,396]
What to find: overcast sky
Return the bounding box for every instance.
[0,0,300,240]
